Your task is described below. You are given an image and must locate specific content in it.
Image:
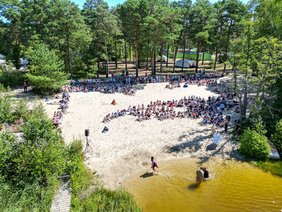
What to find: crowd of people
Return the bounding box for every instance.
[63,73,222,96]
[51,92,70,128]
[102,81,238,129]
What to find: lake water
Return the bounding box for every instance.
[124,158,282,212]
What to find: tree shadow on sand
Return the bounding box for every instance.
[140,172,154,178]
[12,90,38,101]
[197,140,243,164]
[166,129,211,153]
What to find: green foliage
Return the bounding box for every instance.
[66,140,141,211]
[75,188,141,212]
[13,100,30,122]
[0,95,15,124]
[254,160,282,177]
[26,73,67,95]
[0,107,66,187]
[0,83,6,92]
[239,129,270,160]
[0,95,29,124]
[0,99,67,210]
[255,0,282,39]
[66,140,91,195]
[272,119,282,157]
[26,44,68,95]
[0,179,59,212]
[0,67,25,88]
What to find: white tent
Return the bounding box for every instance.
[175,59,195,68]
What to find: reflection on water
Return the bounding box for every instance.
[124,158,282,212]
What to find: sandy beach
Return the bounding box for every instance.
[45,81,238,189]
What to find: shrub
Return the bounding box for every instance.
[0,105,66,187]
[272,119,282,157]
[239,129,270,160]
[66,140,91,195]
[26,43,68,95]
[26,72,68,95]
[0,67,25,88]
[0,95,15,124]
[254,160,282,177]
[0,95,29,124]
[79,189,141,212]
[0,178,59,211]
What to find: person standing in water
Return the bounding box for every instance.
[196,167,204,184]
[203,167,209,179]
[151,156,158,172]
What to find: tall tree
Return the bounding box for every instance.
[47,0,91,76]
[189,0,212,73]
[25,43,68,94]
[0,0,21,68]
[83,0,119,78]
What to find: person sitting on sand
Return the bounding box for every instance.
[111,99,117,105]
[151,156,158,172]
[102,126,109,133]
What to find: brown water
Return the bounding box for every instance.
[124,158,282,212]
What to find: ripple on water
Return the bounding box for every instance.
[124,158,282,212]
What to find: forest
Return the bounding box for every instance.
[1,0,281,156]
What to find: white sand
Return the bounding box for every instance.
[47,82,237,189]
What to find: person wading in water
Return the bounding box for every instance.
[151,156,159,173]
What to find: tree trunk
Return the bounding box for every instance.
[223,20,233,74]
[173,46,177,73]
[160,46,163,73]
[195,41,200,73]
[115,37,118,69]
[151,49,154,75]
[129,45,132,61]
[153,47,157,75]
[135,47,138,77]
[166,44,169,67]
[233,57,237,92]
[201,50,205,65]
[213,47,218,70]
[146,50,149,70]
[181,38,186,72]
[241,28,251,121]
[124,40,128,71]
[173,30,183,72]
[105,46,109,78]
[66,32,72,76]
[97,62,100,78]
[241,82,248,121]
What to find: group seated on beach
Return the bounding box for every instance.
[102,82,239,127]
[63,73,222,96]
[51,92,70,128]
[65,80,135,96]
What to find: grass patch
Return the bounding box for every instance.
[0,178,60,212]
[74,188,141,212]
[253,160,282,177]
